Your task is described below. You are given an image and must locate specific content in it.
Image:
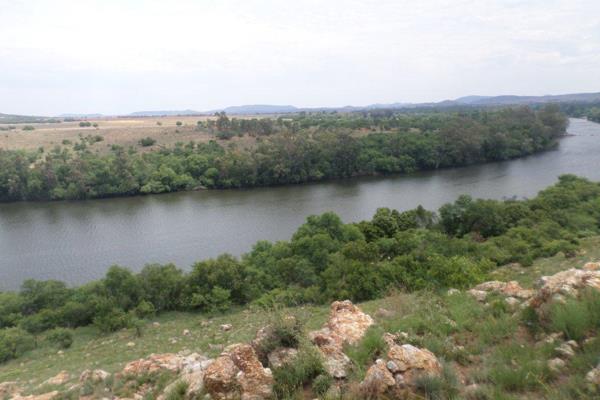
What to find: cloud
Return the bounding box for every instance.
[0,0,599,115]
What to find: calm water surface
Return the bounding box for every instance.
[1,118,599,290]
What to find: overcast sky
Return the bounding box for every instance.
[1,0,600,116]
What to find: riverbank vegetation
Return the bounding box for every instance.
[0,105,567,201]
[1,175,598,363]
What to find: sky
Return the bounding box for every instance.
[1,0,600,116]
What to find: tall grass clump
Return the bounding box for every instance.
[549,288,600,340]
[272,345,326,399]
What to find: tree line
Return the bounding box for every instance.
[0,106,567,202]
[1,175,598,356]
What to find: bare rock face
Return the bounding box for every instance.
[583,261,600,271]
[122,352,210,376]
[0,381,21,398]
[471,280,535,300]
[308,300,374,378]
[79,369,110,384]
[359,344,442,398]
[586,363,600,389]
[43,370,70,386]
[203,343,273,400]
[267,347,299,369]
[529,268,600,317]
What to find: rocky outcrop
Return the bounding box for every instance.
[79,369,110,384]
[308,300,374,378]
[43,371,70,386]
[528,268,600,317]
[586,363,600,389]
[0,381,21,398]
[203,343,273,400]
[13,392,59,400]
[468,280,534,301]
[360,344,442,397]
[267,347,298,369]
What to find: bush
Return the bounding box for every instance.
[139,137,156,147]
[79,121,92,127]
[134,300,156,319]
[176,121,183,126]
[93,307,131,333]
[46,328,74,349]
[311,373,333,396]
[22,125,35,131]
[345,326,387,377]
[0,327,35,363]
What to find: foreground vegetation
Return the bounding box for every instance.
[0,106,567,201]
[1,175,599,366]
[1,235,600,399]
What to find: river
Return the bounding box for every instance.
[1,118,599,290]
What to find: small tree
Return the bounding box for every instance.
[139,137,156,147]
[176,121,183,126]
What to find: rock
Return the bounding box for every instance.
[267,347,298,369]
[541,332,564,344]
[122,353,209,376]
[547,358,566,373]
[182,329,191,336]
[220,324,233,332]
[467,289,488,302]
[375,308,395,318]
[472,280,534,299]
[152,322,160,327]
[583,262,600,271]
[464,383,481,398]
[0,381,21,398]
[360,359,396,397]
[505,297,521,308]
[447,288,460,295]
[203,343,273,400]
[586,363,600,388]
[555,342,577,359]
[387,344,442,387]
[308,300,374,378]
[126,342,135,347]
[43,370,70,386]
[359,344,442,398]
[13,391,60,400]
[529,268,600,317]
[79,369,110,383]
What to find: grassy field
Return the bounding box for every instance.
[0,116,258,154]
[2,236,600,398]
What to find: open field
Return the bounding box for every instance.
[0,116,258,154]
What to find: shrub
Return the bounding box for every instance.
[46,327,74,349]
[139,137,156,147]
[156,121,162,126]
[311,373,333,396]
[134,300,156,319]
[22,125,35,131]
[20,309,60,333]
[414,363,460,400]
[79,121,92,127]
[0,327,35,363]
[93,307,131,333]
[176,121,183,126]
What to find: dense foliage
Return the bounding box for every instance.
[0,175,598,359]
[0,106,567,201]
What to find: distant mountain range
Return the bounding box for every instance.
[123,92,600,116]
[3,92,600,121]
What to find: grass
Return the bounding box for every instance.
[2,236,600,398]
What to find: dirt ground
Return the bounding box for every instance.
[0,115,257,154]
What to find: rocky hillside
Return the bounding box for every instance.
[2,252,600,400]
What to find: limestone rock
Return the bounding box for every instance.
[220,324,233,332]
[387,344,442,386]
[467,289,488,302]
[360,359,395,397]
[555,342,577,359]
[547,358,566,373]
[586,363,600,388]
[203,343,273,400]
[43,371,70,386]
[583,262,600,271]
[308,300,374,378]
[79,369,110,383]
[267,347,298,369]
[0,381,21,398]
[472,280,534,299]
[13,392,59,400]
[530,268,600,317]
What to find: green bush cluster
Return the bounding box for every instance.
[0,106,567,201]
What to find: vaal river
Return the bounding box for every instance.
[1,118,599,290]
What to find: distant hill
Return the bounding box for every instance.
[58,113,105,119]
[0,113,61,124]
[450,92,600,106]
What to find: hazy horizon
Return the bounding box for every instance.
[2,0,600,116]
